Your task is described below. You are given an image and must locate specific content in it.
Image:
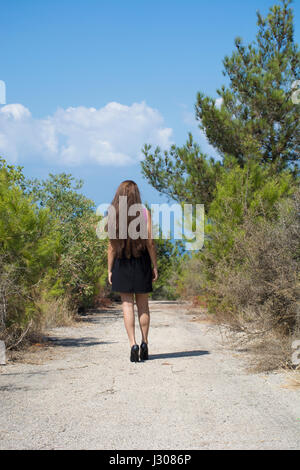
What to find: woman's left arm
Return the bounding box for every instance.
[107,240,115,285]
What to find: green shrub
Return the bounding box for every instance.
[0,168,60,339]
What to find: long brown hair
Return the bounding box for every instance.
[108,180,147,258]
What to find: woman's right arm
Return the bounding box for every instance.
[146,210,158,282]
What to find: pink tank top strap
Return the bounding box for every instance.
[143,206,148,222]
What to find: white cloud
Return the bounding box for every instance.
[1,103,31,120]
[0,101,173,166]
[215,97,223,109]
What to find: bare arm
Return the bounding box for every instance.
[146,209,158,281]
[107,240,116,285]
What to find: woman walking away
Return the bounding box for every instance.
[107,180,158,362]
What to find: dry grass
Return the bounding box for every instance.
[243,335,293,373]
[35,295,76,330]
[94,294,113,309]
[185,303,216,324]
[0,293,76,352]
[282,369,300,390]
[210,192,299,371]
[175,190,300,373]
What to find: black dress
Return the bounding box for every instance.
[111,248,153,294]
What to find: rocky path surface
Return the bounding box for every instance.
[0,301,299,450]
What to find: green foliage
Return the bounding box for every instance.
[141,1,299,216]
[141,133,222,211]
[0,166,60,330]
[196,0,299,174]
[0,157,26,188]
[0,159,107,345]
[175,162,296,294]
[203,160,295,278]
[27,173,107,309]
[151,237,184,299]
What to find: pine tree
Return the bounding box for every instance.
[196,0,299,173]
[141,0,299,209]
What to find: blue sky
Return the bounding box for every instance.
[0,0,299,207]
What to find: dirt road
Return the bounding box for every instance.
[0,301,299,450]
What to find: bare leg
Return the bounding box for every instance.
[135,293,150,344]
[120,293,136,347]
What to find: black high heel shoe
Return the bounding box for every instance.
[130,344,139,362]
[140,342,149,361]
